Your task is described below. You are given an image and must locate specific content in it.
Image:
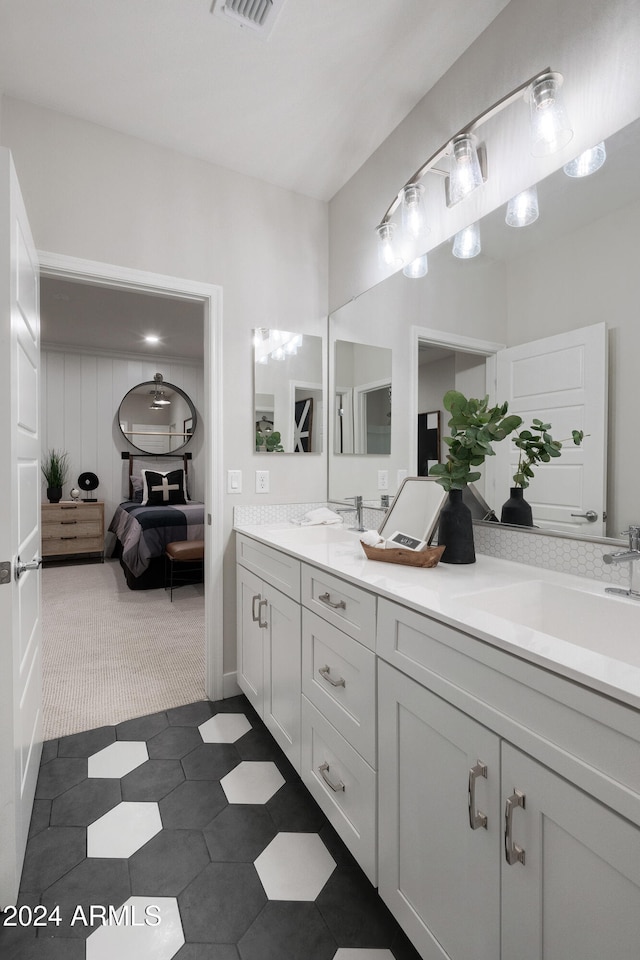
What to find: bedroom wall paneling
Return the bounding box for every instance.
[40,346,205,557]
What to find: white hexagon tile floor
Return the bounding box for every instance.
[0,695,422,960]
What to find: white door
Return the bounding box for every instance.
[488,323,607,535]
[0,150,42,904]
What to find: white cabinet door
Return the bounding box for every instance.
[236,565,265,715]
[263,583,301,772]
[378,661,501,960]
[501,742,640,960]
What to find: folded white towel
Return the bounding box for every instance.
[360,529,385,547]
[294,507,344,526]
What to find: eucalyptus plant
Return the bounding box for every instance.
[429,390,522,492]
[41,449,70,488]
[512,420,585,489]
[256,430,284,452]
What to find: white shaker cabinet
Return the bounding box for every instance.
[378,660,640,960]
[236,537,302,772]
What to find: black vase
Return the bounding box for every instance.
[438,489,475,564]
[500,487,533,527]
[46,485,62,504]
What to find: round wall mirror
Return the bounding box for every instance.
[118,374,197,454]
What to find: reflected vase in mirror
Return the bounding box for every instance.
[438,490,476,564]
[500,488,533,527]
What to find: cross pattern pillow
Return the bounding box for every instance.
[141,469,188,505]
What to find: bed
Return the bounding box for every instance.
[108,453,205,590]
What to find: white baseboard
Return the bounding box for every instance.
[223,671,243,699]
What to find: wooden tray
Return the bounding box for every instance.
[360,541,445,567]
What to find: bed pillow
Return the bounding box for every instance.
[141,469,188,505]
[130,475,144,503]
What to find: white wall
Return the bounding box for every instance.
[0,96,328,683]
[329,0,640,310]
[41,347,205,543]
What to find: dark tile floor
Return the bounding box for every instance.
[0,696,421,960]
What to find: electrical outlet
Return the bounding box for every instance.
[255,469,270,493]
[378,470,389,491]
[227,469,242,494]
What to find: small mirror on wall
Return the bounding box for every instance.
[334,341,392,454]
[253,328,323,453]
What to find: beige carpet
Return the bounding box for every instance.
[41,558,206,740]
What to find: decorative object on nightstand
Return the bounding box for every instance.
[41,448,70,503]
[78,471,99,502]
[69,487,81,501]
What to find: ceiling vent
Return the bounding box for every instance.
[210,0,287,39]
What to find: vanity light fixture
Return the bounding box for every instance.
[375,67,572,277]
[505,185,539,227]
[563,141,606,177]
[452,222,481,259]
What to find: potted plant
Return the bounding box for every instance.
[429,391,522,563]
[41,449,70,503]
[501,420,585,526]
[256,429,284,452]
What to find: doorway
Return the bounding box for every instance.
[38,252,224,728]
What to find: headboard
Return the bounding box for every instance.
[121,451,193,500]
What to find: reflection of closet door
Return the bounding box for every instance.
[354,379,391,454]
[334,387,353,454]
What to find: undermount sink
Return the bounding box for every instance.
[459,580,640,667]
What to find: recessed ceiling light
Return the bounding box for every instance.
[144,335,160,344]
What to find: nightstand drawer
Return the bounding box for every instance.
[43,536,104,556]
[42,520,102,539]
[42,502,103,522]
[302,564,376,649]
[302,608,376,766]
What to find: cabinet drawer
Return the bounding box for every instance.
[302,608,376,766]
[42,536,104,557]
[42,520,102,539]
[301,696,377,885]
[236,534,300,601]
[301,564,376,649]
[42,502,103,522]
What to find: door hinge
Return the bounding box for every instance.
[0,561,11,584]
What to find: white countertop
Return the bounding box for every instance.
[235,521,640,711]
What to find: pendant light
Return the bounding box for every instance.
[448,135,483,205]
[452,222,481,259]
[526,72,573,157]
[506,186,539,227]
[376,222,401,270]
[401,183,428,254]
[563,142,606,177]
[403,254,428,279]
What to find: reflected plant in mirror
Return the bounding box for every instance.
[253,328,323,454]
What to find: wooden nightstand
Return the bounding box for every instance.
[41,501,105,562]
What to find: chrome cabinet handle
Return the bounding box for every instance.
[319,591,346,610]
[318,665,346,688]
[468,761,488,830]
[251,594,261,622]
[504,789,526,865]
[257,598,268,628]
[318,761,345,793]
[15,556,42,579]
[570,510,598,522]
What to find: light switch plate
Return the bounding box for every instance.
[378,470,389,490]
[227,469,242,494]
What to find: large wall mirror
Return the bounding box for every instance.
[254,329,323,453]
[329,114,640,541]
[118,375,197,454]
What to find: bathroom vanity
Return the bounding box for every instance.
[235,521,640,960]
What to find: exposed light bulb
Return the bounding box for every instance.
[506,186,539,227]
[563,142,606,177]
[448,135,483,205]
[527,73,573,157]
[144,335,160,344]
[452,222,481,259]
[403,254,428,279]
[376,221,402,270]
[401,183,428,261]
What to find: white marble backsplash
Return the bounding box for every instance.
[234,501,630,589]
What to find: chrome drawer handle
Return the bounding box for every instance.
[318,761,345,793]
[504,789,526,865]
[251,593,261,622]
[318,665,346,688]
[257,598,268,629]
[468,761,488,830]
[319,591,346,610]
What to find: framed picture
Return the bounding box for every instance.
[294,397,313,452]
[183,417,194,436]
[417,410,441,476]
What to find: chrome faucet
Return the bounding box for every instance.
[336,495,365,532]
[603,525,640,599]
